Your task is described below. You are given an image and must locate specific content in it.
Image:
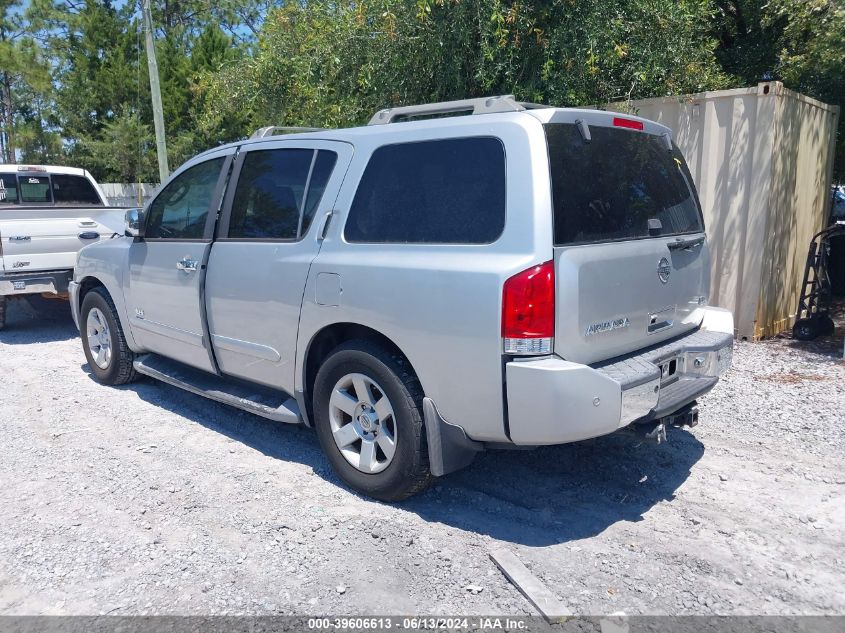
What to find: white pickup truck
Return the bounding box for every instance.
[0,165,126,329]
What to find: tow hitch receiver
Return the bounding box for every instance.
[666,404,699,428]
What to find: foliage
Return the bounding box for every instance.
[714,0,845,179]
[0,0,842,181]
[0,0,53,163]
[197,0,729,136]
[77,108,156,182]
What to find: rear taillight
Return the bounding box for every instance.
[502,260,555,355]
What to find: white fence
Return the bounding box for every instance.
[100,183,158,208]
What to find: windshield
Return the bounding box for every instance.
[545,123,704,246]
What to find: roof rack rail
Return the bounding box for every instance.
[368,95,548,126]
[250,126,324,139]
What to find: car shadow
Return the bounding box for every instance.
[0,296,79,344]
[404,427,704,546]
[90,363,703,547]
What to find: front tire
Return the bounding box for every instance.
[313,340,432,501]
[0,295,6,330]
[80,287,137,385]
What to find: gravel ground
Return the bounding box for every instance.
[0,296,843,616]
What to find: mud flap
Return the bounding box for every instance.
[422,397,484,477]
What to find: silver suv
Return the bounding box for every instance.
[70,96,733,500]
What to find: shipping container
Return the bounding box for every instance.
[612,82,839,340]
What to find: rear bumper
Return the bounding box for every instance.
[505,311,733,445]
[0,270,72,297]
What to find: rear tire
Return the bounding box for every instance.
[80,287,138,385]
[0,295,6,331]
[312,340,432,501]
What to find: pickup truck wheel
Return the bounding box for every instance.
[313,340,432,501]
[80,287,137,385]
[0,296,6,330]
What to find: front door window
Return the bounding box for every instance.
[145,158,224,240]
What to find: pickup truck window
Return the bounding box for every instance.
[228,149,338,240]
[19,175,52,204]
[145,158,224,240]
[52,174,103,205]
[546,123,704,246]
[0,173,18,204]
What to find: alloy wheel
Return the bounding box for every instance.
[328,372,397,474]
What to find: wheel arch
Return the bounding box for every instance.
[77,275,141,351]
[300,322,423,427]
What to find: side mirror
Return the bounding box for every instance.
[125,208,145,238]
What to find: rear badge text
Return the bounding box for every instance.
[586,317,631,336]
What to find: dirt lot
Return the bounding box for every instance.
[0,297,843,616]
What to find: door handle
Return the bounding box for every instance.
[176,257,198,272]
[78,231,100,240]
[668,236,705,251]
[317,210,335,242]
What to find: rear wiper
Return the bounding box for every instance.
[668,236,705,251]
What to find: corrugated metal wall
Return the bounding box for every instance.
[613,82,839,339]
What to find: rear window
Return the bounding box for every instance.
[0,174,18,204]
[545,123,703,246]
[19,175,52,203]
[52,174,103,205]
[345,137,506,244]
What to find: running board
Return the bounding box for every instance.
[133,354,301,424]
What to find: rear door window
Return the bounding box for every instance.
[52,174,103,205]
[19,175,52,204]
[302,150,338,236]
[344,137,506,244]
[545,123,703,245]
[227,148,337,240]
[0,173,18,204]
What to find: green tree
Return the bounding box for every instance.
[0,0,53,162]
[714,0,845,178]
[78,107,156,182]
[14,82,63,163]
[29,0,141,170]
[197,0,729,138]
